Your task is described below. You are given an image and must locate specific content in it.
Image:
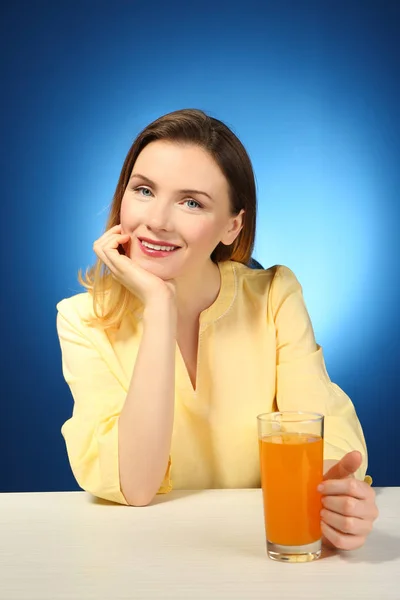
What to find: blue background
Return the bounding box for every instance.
[1,1,399,490]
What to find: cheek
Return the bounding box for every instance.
[186,220,222,246]
[119,198,139,257]
[120,197,143,231]
[119,198,132,227]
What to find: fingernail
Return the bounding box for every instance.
[317,484,324,492]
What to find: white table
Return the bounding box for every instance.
[0,488,399,599]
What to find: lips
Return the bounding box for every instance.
[137,238,181,258]
[138,237,181,248]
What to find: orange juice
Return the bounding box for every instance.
[259,432,323,546]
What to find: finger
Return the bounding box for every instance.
[96,224,123,244]
[102,239,132,269]
[321,521,366,551]
[323,451,363,480]
[95,253,114,276]
[98,251,133,278]
[93,238,127,272]
[105,224,123,234]
[319,478,372,500]
[94,225,125,248]
[321,508,373,536]
[322,494,379,521]
[94,234,130,259]
[102,233,130,251]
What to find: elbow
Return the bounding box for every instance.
[120,478,159,506]
[119,464,167,507]
[123,489,157,507]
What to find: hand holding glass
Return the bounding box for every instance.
[257,412,324,562]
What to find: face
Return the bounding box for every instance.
[119,140,244,280]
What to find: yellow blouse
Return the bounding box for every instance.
[56,262,369,505]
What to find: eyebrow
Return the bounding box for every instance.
[130,173,214,201]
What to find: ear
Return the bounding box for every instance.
[220,209,245,246]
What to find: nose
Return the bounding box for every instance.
[145,199,173,232]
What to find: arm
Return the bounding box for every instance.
[56,297,176,506]
[270,266,368,481]
[118,300,177,506]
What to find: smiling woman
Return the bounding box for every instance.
[119,140,244,285]
[72,109,256,327]
[56,108,377,553]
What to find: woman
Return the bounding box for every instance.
[56,108,378,550]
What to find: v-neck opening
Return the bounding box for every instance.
[176,342,198,394]
[175,260,237,396]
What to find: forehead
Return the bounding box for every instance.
[132,141,229,193]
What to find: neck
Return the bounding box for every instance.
[174,260,221,322]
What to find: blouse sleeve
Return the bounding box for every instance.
[56,300,172,505]
[270,266,369,482]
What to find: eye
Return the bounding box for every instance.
[134,186,153,197]
[184,199,203,210]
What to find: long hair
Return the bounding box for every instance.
[78,108,257,329]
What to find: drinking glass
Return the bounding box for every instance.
[257,411,324,562]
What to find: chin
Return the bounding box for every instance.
[138,259,180,280]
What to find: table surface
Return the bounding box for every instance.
[0,488,399,600]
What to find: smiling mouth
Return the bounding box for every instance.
[140,239,180,251]
[137,238,182,256]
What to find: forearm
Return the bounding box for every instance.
[118,300,177,506]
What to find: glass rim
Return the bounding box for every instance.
[256,411,324,423]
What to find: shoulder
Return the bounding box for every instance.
[56,292,99,337]
[56,291,94,322]
[56,290,137,344]
[229,262,305,320]
[232,262,302,295]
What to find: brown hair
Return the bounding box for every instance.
[78,108,257,329]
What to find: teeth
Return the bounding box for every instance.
[141,240,177,251]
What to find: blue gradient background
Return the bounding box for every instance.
[1,1,399,490]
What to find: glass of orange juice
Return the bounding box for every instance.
[257,411,324,563]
